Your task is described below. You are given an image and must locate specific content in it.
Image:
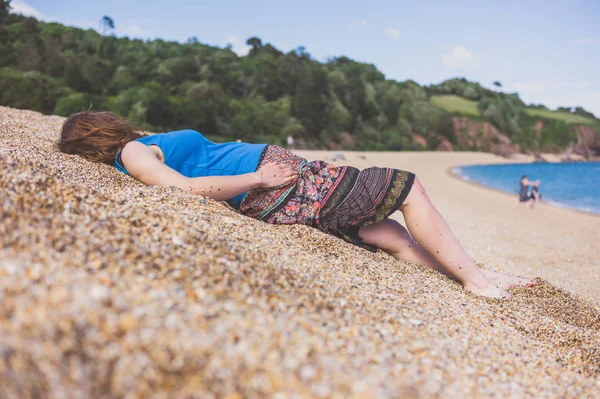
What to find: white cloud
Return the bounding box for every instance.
[10,0,46,20]
[225,35,250,56]
[348,19,368,29]
[441,45,478,69]
[575,38,600,45]
[385,27,400,39]
[122,24,147,38]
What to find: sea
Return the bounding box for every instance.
[453,162,600,215]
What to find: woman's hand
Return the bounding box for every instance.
[255,162,298,189]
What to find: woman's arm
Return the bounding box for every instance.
[120,141,297,201]
[523,178,540,187]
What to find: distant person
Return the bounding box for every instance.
[286,135,294,149]
[58,111,537,298]
[515,175,540,209]
[529,185,542,207]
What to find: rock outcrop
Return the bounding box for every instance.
[451,117,521,155]
[572,125,600,157]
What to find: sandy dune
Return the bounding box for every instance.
[1,107,599,398]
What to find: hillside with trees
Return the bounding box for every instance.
[1,0,599,156]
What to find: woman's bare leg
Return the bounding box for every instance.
[366,177,512,298]
[398,178,507,297]
[359,219,449,275]
[360,219,536,290]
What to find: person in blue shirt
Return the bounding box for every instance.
[58,111,537,299]
[515,175,541,209]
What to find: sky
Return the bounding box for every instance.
[10,0,600,116]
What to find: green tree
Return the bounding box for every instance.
[292,62,330,137]
[573,107,596,119]
[100,16,115,36]
[540,120,574,149]
[0,12,596,151]
[0,0,11,25]
[54,92,92,116]
[246,36,263,57]
[0,68,64,113]
[186,81,225,134]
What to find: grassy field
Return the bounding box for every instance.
[431,94,598,126]
[430,95,480,117]
[524,108,597,125]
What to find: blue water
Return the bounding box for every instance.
[453,162,600,215]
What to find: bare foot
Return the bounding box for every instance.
[482,269,537,290]
[464,280,511,299]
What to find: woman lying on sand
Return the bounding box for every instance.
[58,111,536,299]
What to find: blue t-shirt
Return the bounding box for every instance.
[114,130,267,208]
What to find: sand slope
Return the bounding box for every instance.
[1,107,599,398]
[297,150,600,307]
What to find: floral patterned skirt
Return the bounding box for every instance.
[239,146,415,251]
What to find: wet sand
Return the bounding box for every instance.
[1,106,599,398]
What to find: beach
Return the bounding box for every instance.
[1,106,599,398]
[296,150,600,307]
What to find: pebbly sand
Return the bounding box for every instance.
[0,106,599,398]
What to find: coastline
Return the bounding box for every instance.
[446,163,600,219]
[296,149,600,307]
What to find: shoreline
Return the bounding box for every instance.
[297,148,599,306]
[446,163,600,219]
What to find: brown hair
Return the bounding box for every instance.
[58,111,145,164]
